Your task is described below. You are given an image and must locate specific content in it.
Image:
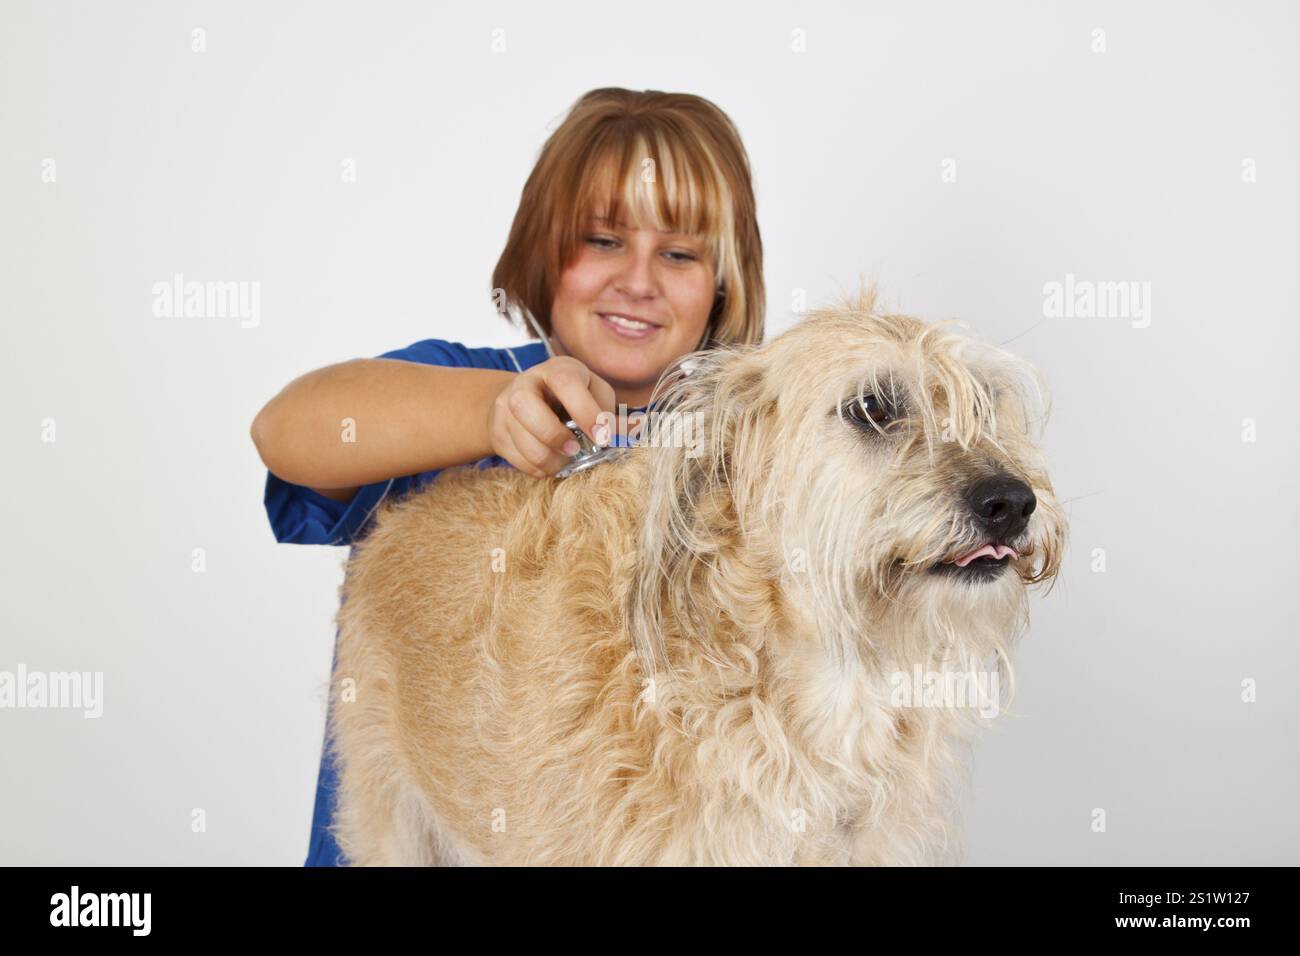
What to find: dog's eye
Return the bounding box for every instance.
[844,394,893,429]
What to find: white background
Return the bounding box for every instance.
[1,0,1296,864]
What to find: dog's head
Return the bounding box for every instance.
[630,285,1067,669]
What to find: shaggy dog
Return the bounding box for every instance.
[328,288,1067,865]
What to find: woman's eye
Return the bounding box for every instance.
[845,394,893,428]
[586,236,697,263]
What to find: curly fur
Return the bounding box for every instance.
[327,285,1068,865]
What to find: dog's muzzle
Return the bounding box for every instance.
[929,476,1037,581]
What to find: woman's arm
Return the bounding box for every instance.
[250,358,515,498]
[252,353,616,502]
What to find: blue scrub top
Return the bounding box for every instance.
[262,336,642,865]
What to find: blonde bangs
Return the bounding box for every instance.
[493,88,764,350]
[574,131,728,267]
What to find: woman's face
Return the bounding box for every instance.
[549,213,716,408]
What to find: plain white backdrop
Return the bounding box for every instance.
[1,0,1296,865]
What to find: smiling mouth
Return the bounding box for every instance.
[928,543,1021,581]
[598,312,663,340]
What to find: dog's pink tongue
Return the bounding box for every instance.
[954,544,1020,567]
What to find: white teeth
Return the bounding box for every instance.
[603,314,653,331]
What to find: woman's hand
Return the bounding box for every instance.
[487,356,617,478]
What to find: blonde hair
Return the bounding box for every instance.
[492,88,765,350]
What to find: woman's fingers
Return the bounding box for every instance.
[486,355,623,479]
[504,414,572,478]
[492,429,539,479]
[506,387,579,455]
[543,363,616,446]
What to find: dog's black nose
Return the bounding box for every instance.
[965,476,1036,539]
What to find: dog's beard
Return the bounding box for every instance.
[774,474,1056,674]
[771,431,1064,647]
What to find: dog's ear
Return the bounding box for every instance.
[627,348,773,674]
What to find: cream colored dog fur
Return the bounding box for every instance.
[328,288,1067,865]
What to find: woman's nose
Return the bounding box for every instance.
[613,249,658,297]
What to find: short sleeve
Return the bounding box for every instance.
[378,338,539,372]
[263,472,413,546]
[378,339,475,366]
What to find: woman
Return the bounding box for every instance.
[250,87,766,865]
